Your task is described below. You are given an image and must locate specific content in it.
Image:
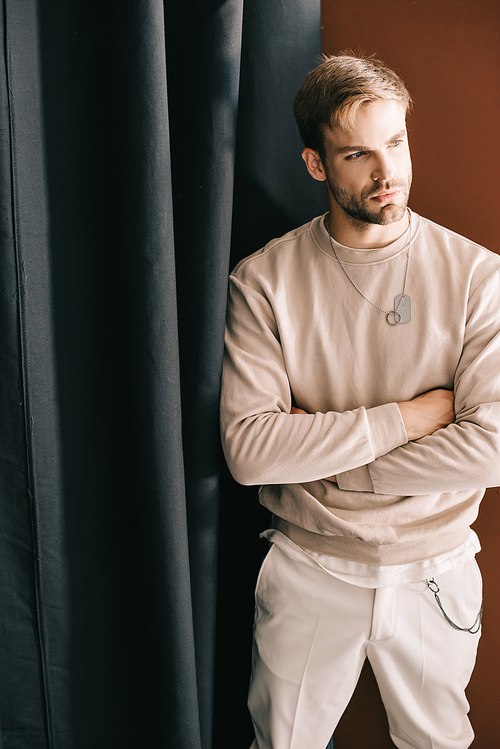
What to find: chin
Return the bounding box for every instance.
[374,202,407,225]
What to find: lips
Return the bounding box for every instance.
[370,190,400,203]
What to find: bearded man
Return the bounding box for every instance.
[220,54,500,749]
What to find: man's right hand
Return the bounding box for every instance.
[397,389,455,442]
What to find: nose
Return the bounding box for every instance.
[371,152,395,183]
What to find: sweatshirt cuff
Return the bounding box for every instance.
[336,402,407,492]
[366,402,408,457]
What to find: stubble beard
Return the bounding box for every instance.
[327,172,412,229]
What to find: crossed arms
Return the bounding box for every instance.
[291,388,455,483]
[221,269,500,496]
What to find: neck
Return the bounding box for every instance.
[327,199,410,249]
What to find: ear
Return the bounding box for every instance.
[301,148,327,182]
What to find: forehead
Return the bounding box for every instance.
[326,99,407,151]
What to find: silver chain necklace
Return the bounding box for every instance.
[325,210,412,325]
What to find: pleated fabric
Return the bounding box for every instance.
[0,1,322,747]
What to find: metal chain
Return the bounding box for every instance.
[325,211,411,319]
[426,578,483,634]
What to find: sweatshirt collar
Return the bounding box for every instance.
[313,209,421,265]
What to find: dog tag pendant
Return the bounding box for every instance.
[386,294,411,325]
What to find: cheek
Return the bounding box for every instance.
[339,164,370,188]
[399,148,412,174]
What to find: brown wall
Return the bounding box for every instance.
[321,1,500,746]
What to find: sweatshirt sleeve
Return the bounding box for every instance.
[337,268,500,495]
[220,274,407,486]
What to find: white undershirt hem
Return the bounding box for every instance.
[261,528,480,588]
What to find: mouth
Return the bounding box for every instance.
[370,189,401,204]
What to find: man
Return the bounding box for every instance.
[220,54,500,749]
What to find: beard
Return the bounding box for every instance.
[326,170,412,228]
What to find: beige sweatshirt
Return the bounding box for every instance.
[220,212,500,566]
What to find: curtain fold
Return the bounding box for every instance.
[214,2,324,743]
[0,4,46,747]
[0,1,322,747]
[2,2,66,747]
[164,3,244,743]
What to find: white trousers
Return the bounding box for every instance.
[248,544,482,749]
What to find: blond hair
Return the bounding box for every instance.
[293,53,412,160]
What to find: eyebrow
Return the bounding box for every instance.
[335,129,407,155]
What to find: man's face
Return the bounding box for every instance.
[321,99,412,228]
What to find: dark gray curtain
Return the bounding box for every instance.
[0,1,323,748]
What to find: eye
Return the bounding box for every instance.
[390,139,402,147]
[345,151,365,161]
